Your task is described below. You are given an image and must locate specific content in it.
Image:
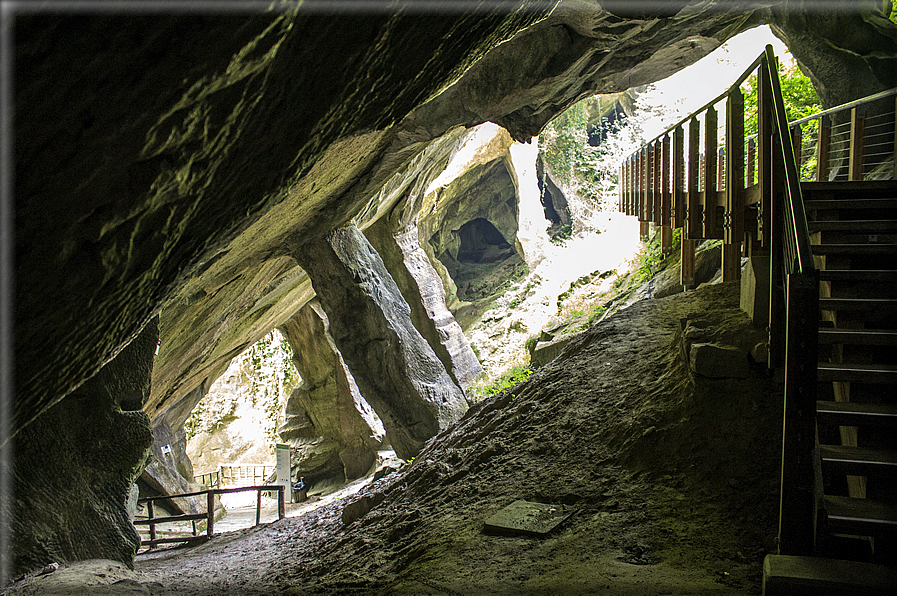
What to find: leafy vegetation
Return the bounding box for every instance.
[467,365,533,402]
[184,330,298,445]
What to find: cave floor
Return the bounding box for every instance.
[10,281,780,596]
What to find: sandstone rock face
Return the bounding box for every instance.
[365,220,484,391]
[293,226,468,460]
[10,320,157,576]
[11,0,896,577]
[278,301,384,485]
[535,154,572,227]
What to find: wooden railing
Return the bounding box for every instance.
[134,484,285,549]
[193,463,274,489]
[617,47,897,557]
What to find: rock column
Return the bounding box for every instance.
[293,226,468,460]
[278,300,383,483]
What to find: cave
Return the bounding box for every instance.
[456,218,514,264]
[5,1,897,593]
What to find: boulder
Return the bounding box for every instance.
[690,343,751,379]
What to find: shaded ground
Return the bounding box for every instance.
[7,282,783,595]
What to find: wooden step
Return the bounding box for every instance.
[817,363,897,384]
[819,298,897,311]
[818,329,897,346]
[805,199,897,211]
[820,445,897,478]
[819,269,897,282]
[763,555,897,596]
[816,401,897,428]
[824,495,897,537]
[812,244,897,256]
[808,220,897,233]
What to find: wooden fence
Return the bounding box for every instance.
[134,484,285,549]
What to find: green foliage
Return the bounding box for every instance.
[467,365,533,402]
[547,223,573,245]
[539,99,624,204]
[184,330,298,445]
[743,53,820,138]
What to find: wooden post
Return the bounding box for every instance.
[673,125,685,228]
[637,148,644,220]
[278,487,285,520]
[704,106,720,239]
[747,138,756,186]
[791,124,803,176]
[681,238,696,287]
[207,490,215,538]
[687,117,702,239]
[848,105,866,181]
[758,58,772,247]
[646,144,655,222]
[777,272,820,556]
[147,500,156,545]
[628,155,635,215]
[660,135,672,226]
[724,88,745,281]
[653,139,662,225]
[256,489,262,526]
[816,115,831,182]
[893,95,897,180]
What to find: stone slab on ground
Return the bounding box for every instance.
[762,554,897,596]
[482,500,572,537]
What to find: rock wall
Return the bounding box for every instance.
[9,320,157,577]
[10,0,897,577]
[292,227,468,460]
[278,301,384,485]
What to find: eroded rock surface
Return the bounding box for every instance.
[293,226,468,460]
[278,300,384,486]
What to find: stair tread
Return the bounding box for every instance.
[819,269,897,281]
[820,444,897,467]
[818,329,897,345]
[805,199,897,210]
[824,495,897,527]
[819,297,897,310]
[816,400,897,427]
[808,219,897,232]
[818,363,897,384]
[812,243,897,255]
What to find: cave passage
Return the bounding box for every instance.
[456,218,514,264]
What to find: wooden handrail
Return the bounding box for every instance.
[788,86,897,128]
[136,484,286,549]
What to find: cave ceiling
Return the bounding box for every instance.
[10,1,897,438]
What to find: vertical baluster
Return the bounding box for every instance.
[646,143,655,223]
[758,60,772,249]
[653,139,662,226]
[147,500,156,545]
[207,490,215,538]
[893,95,897,180]
[704,106,720,239]
[673,125,685,229]
[687,117,702,239]
[816,115,831,182]
[848,105,866,181]
[791,123,803,179]
[661,134,672,252]
[747,138,756,186]
[724,87,745,282]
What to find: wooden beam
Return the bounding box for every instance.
[816,115,831,182]
[848,105,866,181]
[673,125,685,228]
[703,105,720,239]
[687,116,702,239]
[653,139,663,225]
[681,238,696,286]
[646,143,655,222]
[661,134,671,225]
[758,57,772,247]
[724,87,745,282]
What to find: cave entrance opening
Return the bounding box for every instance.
[456,218,515,264]
[184,330,298,490]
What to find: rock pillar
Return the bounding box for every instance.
[9,319,158,576]
[293,226,468,460]
[278,300,384,484]
[365,219,483,390]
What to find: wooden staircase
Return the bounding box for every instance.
[805,180,897,564]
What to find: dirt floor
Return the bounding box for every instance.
[6,281,785,595]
